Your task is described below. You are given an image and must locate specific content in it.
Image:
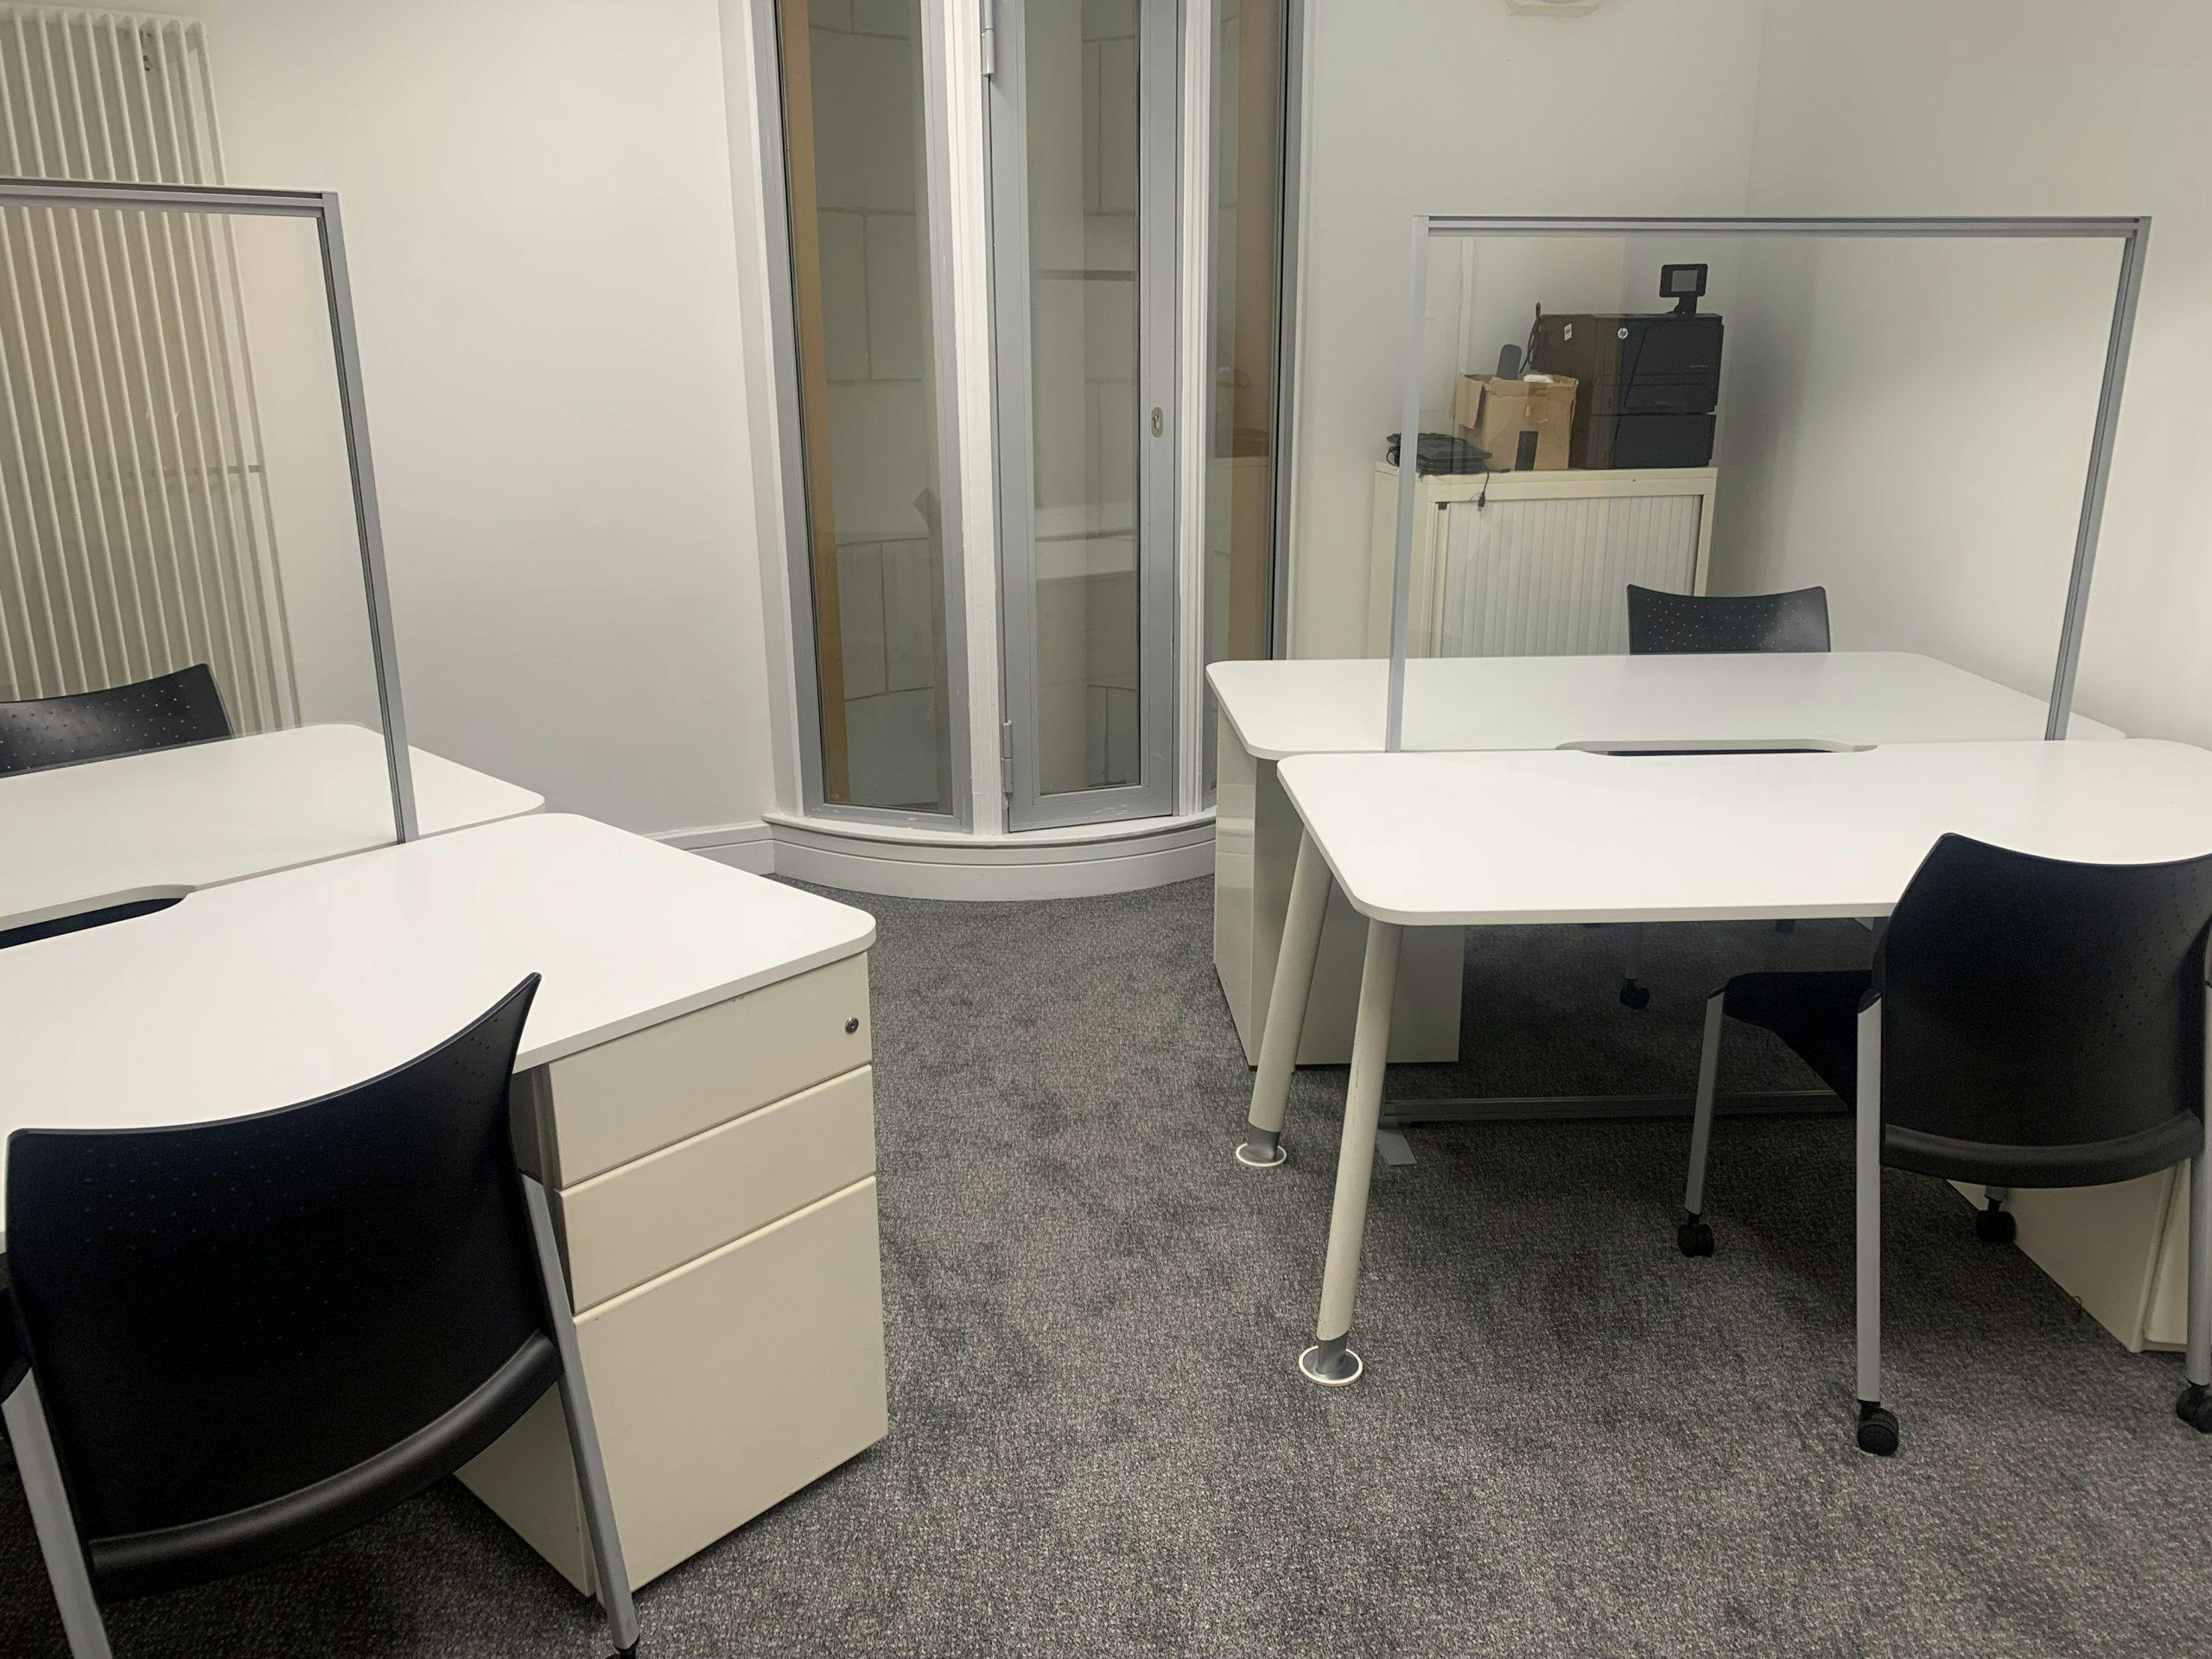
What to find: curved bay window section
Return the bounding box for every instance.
[773,0,963,822]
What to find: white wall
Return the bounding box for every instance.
[1736,0,2212,743]
[149,0,779,836]
[1285,0,1769,658]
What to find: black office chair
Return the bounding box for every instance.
[0,663,232,776]
[1624,583,1832,656]
[1609,585,1834,1008]
[1,978,643,1658]
[1675,834,2212,1458]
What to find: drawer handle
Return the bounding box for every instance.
[845,1017,860,1034]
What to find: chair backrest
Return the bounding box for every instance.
[0,664,232,776]
[1624,585,1831,655]
[1878,835,2212,1166]
[5,977,550,1589]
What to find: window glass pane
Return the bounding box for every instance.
[1023,0,1142,798]
[778,0,953,814]
[1203,0,1285,794]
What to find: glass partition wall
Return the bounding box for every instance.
[1376,216,2148,754]
[0,178,411,849]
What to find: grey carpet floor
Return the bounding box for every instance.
[3,879,2208,1656]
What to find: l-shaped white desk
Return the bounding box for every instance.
[0,722,543,933]
[0,813,888,1593]
[1210,653,2120,1067]
[1243,740,2212,1383]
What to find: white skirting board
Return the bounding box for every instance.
[662,815,1215,900]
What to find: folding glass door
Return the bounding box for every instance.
[989,0,1179,829]
[773,0,964,823]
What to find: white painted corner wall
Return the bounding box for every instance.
[1736,0,2212,750]
[126,0,784,841]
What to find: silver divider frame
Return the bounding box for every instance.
[1380,211,2152,753]
[316,190,417,841]
[0,177,419,842]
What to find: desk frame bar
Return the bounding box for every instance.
[1379,1088,1837,1128]
[0,178,419,842]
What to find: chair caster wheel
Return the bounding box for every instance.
[1676,1215,1713,1257]
[2176,1382,2212,1433]
[1855,1402,1899,1457]
[1975,1204,2016,1244]
[1619,982,1650,1010]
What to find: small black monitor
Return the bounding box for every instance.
[1661,263,1708,315]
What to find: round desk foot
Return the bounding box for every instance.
[2176,1382,2212,1433]
[1236,1133,1287,1169]
[1300,1338,1363,1387]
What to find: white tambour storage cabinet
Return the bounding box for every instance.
[461,952,885,1592]
[1364,462,1717,657]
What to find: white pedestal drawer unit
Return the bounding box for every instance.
[462,953,887,1592]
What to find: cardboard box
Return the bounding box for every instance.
[1452,372,1578,471]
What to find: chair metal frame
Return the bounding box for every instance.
[1,1173,640,1658]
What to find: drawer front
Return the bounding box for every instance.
[458,1177,888,1592]
[543,952,870,1183]
[555,1065,876,1312]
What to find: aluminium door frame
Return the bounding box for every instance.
[988,0,1181,830]
[750,0,976,831]
[0,177,417,841]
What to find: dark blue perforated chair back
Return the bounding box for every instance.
[0,664,232,776]
[1625,585,1831,655]
[4,977,554,1599]
[1872,835,2212,1185]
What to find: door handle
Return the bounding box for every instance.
[1150,406,1163,437]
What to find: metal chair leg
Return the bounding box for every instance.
[3,1370,115,1659]
[1677,991,1724,1256]
[1975,1183,2017,1244]
[524,1179,641,1656]
[2177,1116,2212,1433]
[1854,998,1897,1456]
[1618,924,1649,1009]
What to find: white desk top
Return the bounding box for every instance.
[0,723,543,931]
[0,814,875,1244]
[1279,740,2212,928]
[1207,653,2119,761]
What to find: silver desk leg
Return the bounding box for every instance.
[1300,918,1403,1386]
[1240,828,1330,1169]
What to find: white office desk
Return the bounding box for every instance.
[1209,652,2120,1066]
[1243,741,2212,1384]
[0,813,887,1592]
[0,722,543,932]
